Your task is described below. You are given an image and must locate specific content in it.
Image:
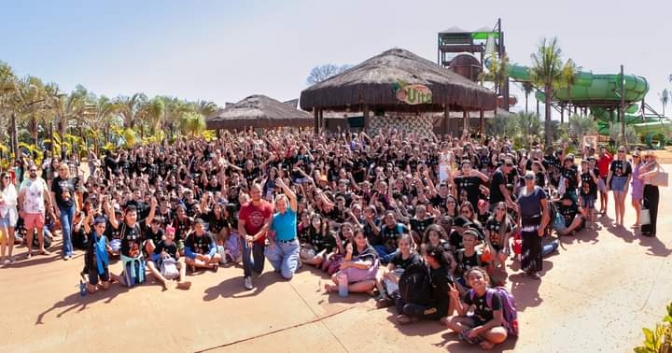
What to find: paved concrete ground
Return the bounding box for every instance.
[1,173,670,353]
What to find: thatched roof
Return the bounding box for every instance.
[206,95,313,130]
[300,48,496,113]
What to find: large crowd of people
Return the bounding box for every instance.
[0,128,664,350]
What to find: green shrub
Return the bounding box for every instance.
[634,303,672,353]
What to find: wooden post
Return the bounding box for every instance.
[313,109,319,134]
[363,105,370,133]
[462,110,468,135]
[479,109,485,135]
[319,109,324,132]
[444,106,449,137]
[560,104,565,124]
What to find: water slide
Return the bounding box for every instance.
[508,64,670,141]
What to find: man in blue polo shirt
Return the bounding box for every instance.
[265,178,299,280]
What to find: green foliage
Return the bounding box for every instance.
[568,114,597,141]
[609,124,641,146]
[634,303,672,353]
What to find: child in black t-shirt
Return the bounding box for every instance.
[454,230,487,294]
[146,226,191,290]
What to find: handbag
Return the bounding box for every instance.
[651,170,668,187]
[640,208,651,226]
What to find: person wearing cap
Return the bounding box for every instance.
[606,146,632,227]
[83,214,112,294]
[638,151,662,237]
[448,215,472,251]
[516,171,549,280]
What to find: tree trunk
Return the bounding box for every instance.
[544,86,552,148]
[560,104,565,125]
[536,99,540,117]
[49,122,55,156]
[525,94,529,114]
[10,112,18,158]
[31,115,39,145]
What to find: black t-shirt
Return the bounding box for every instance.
[580,170,598,196]
[610,160,632,178]
[144,227,164,246]
[430,194,448,211]
[560,165,579,190]
[456,249,483,277]
[309,229,337,253]
[410,217,434,236]
[484,218,511,249]
[207,212,229,237]
[454,175,482,209]
[51,176,77,208]
[389,252,422,270]
[119,223,143,258]
[558,202,579,226]
[363,219,383,246]
[463,289,502,324]
[449,229,464,251]
[154,240,179,260]
[429,265,453,307]
[186,232,215,255]
[380,223,408,252]
[489,169,506,204]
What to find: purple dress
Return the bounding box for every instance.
[631,163,644,200]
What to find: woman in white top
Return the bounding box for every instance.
[0,172,19,265]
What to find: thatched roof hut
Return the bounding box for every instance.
[206,94,313,130]
[300,48,496,113]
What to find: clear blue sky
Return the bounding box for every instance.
[2,0,671,116]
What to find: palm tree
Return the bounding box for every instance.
[521,82,534,114]
[179,111,205,136]
[568,114,597,144]
[517,112,542,147]
[46,84,87,158]
[144,97,165,136]
[84,95,119,153]
[196,100,218,119]
[559,59,578,124]
[479,54,509,96]
[0,62,20,156]
[660,89,669,117]
[116,93,147,130]
[530,37,565,147]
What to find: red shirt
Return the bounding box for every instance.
[597,152,613,178]
[238,200,273,245]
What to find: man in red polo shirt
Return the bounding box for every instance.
[238,183,273,290]
[597,146,613,214]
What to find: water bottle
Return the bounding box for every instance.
[79,280,87,297]
[338,273,349,297]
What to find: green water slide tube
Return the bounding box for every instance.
[508,64,649,103]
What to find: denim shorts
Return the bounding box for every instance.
[611,176,628,192]
[581,195,596,209]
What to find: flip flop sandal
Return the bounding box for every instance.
[458,331,483,344]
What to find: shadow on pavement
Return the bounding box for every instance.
[638,236,672,257]
[508,260,552,312]
[35,284,129,325]
[203,271,276,301]
[605,224,636,243]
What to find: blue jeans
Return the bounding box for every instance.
[59,204,75,257]
[265,240,300,279]
[373,245,398,265]
[242,239,265,277]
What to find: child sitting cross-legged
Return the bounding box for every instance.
[146,226,191,290]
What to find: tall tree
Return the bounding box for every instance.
[530,37,566,147]
[479,54,509,96]
[306,64,351,85]
[660,89,669,117]
[144,97,165,136]
[522,82,534,114]
[116,93,147,130]
[559,59,578,124]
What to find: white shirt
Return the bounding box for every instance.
[19,177,49,214]
[0,185,18,213]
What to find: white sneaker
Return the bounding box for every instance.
[244,276,253,290]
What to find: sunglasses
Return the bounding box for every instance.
[524,176,535,181]
[29,170,37,172]
[496,207,506,211]
[505,163,513,167]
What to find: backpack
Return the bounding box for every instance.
[160,257,180,280]
[469,287,519,336]
[398,263,434,305]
